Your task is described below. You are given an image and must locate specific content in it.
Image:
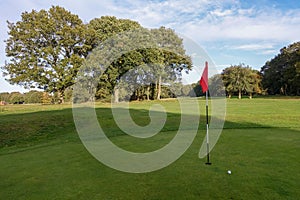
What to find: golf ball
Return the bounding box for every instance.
[227,170,231,174]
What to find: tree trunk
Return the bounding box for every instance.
[136,88,140,101]
[114,87,119,103]
[58,90,64,104]
[238,89,242,99]
[249,92,252,99]
[157,75,161,100]
[154,81,158,99]
[228,93,232,99]
[147,85,150,101]
[285,84,288,96]
[151,83,156,100]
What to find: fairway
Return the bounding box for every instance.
[0,98,299,199]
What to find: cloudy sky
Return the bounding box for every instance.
[0,0,300,92]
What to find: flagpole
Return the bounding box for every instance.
[205,90,211,165]
[200,61,211,165]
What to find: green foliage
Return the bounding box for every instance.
[84,25,192,102]
[8,92,24,103]
[222,64,262,99]
[191,83,204,97]
[87,16,141,48]
[24,90,43,103]
[52,88,73,103]
[0,92,47,111]
[261,41,300,95]
[0,92,10,103]
[0,91,50,104]
[41,92,52,105]
[150,27,192,100]
[2,6,89,103]
[0,92,23,104]
[208,74,226,97]
[2,7,192,102]
[3,5,299,106]
[191,74,227,98]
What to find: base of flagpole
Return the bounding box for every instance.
[205,162,212,165]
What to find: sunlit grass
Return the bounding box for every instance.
[0,98,299,199]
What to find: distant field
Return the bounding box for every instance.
[0,98,299,199]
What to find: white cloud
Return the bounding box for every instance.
[210,9,233,17]
[177,8,300,43]
[261,49,279,55]
[237,8,255,16]
[228,43,281,55]
[2,0,299,42]
[232,44,275,51]
[1,0,300,91]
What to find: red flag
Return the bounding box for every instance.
[200,61,208,93]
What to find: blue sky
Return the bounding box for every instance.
[0,0,299,92]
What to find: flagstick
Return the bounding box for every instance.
[205,90,211,165]
[200,61,211,165]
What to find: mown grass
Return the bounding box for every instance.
[0,98,299,199]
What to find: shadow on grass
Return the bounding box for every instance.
[1,103,298,149]
[0,104,299,199]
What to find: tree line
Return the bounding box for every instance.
[261,42,300,96]
[0,89,73,104]
[2,6,191,103]
[1,6,299,104]
[213,41,300,99]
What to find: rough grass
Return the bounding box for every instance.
[0,98,299,199]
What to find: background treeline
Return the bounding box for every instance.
[0,89,73,104]
[1,6,299,104]
[0,84,198,104]
[212,41,300,99]
[212,41,300,98]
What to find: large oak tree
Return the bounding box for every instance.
[2,6,89,103]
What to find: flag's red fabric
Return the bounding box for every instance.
[200,62,208,93]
